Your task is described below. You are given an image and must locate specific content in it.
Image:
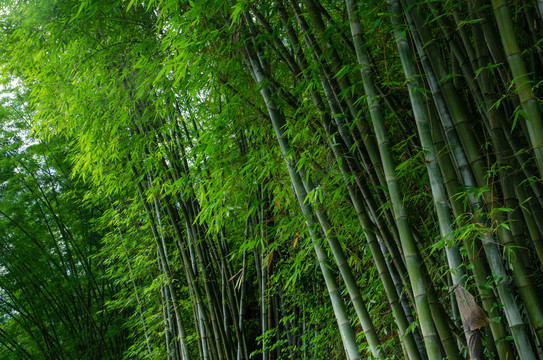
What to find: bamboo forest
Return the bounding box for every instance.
[1,0,543,359]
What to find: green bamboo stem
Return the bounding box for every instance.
[398,2,540,358]
[430,114,513,360]
[520,0,543,73]
[152,161,227,358]
[181,215,219,360]
[300,0,384,179]
[108,199,153,357]
[150,130,232,358]
[482,112,543,350]
[497,224,543,348]
[298,168,385,359]
[480,238,536,360]
[515,179,543,267]
[333,167,422,359]
[427,2,478,76]
[160,125,243,358]
[491,0,543,176]
[387,6,470,358]
[287,0,387,201]
[159,265,175,358]
[402,0,487,189]
[468,3,543,214]
[389,7,465,287]
[276,9,422,359]
[379,238,428,359]
[279,3,403,258]
[467,5,543,348]
[423,4,487,127]
[152,196,189,360]
[245,14,384,357]
[259,185,269,360]
[236,235,248,360]
[298,136,420,356]
[356,218,421,360]
[293,0,388,198]
[128,94,229,359]
[471,0,509,87]
[276,278,294,358]
[343,1,443,358]
[501,122,543,211]
[278,7,422,356]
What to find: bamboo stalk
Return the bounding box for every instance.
[385,4,469,358]
[491,0,543,176]
[343,1,444,358]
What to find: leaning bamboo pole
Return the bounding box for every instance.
[387,9,487,356]
[313,127,423,359]
[131,167,191,360]
[468,7,543,347]
[404,20,537,359]
[429,112,511,360]
[347,1,442,358]
[402,1,487,190]
[276,2,405,262]
[491,0,543,176]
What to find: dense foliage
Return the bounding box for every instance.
[0,87,129,359]
[1,0,543,359]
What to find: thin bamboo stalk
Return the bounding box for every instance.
[131,167,191,360]
[109,199,153,356]
[244,31,362,360]
[261,8,394,358]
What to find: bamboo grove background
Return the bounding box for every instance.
[1,0,543,359]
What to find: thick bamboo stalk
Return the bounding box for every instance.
[465,4,543,348]
[300,0,384,179]
[298,167,385,358]
[402,0,487,189]
[491,0,543,176]
[343,1,443,358]
[309,77,421,358]
[286,0,389,206]
[271,7,397,358]
[278,3,404,260]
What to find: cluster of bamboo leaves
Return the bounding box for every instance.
[1,0,543,359]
